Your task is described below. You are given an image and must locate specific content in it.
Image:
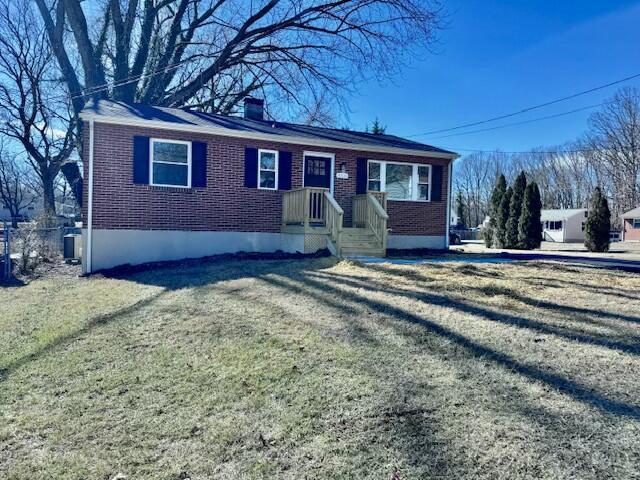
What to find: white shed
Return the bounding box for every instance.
[540,208,588,243]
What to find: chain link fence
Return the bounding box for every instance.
[1,223,9,281]
[1,222,80,281]
[450,228,484,241]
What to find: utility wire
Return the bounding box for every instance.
[49,57,196,104]
[408,71,640,137]
[441,146,597,155]
[428,101,611,140]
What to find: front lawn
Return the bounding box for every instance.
[1,258,640,479]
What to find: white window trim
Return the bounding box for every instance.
[367,160,432,202]
[633,218,640,229]
[303,151,335,194]
[258,149,279,190]
[149,138,192,188]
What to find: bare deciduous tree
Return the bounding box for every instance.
[453,151,508,227]
[453,144,601,229]
[36,0,441,108]
[0,0,77,216]
[29,0,442,199]
[584,87,640,221]
[0,144,37,228]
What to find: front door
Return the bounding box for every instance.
[304,155,332,190]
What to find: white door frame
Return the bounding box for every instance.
[302,151,335,195]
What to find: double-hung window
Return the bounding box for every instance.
[368,162,382,192]
[367,161,431,201]
[258,149,278,190]
[546,220,562,230]
[633,219,640,229]
[150,139,191,187]
[417,165,430,200]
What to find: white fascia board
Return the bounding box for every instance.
[79,113,459,160]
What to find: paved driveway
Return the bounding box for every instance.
[352,243,640,273]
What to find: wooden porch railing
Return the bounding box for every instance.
[353,192,389,251]
[282,187,328,227]
[282,187,344,254]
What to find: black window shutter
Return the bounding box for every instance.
[133,136,150,184]
[191,141,207,188]
[356,158,368,194]
[431,165,443,201]
[244,147,258,188]
[278,151,292,190]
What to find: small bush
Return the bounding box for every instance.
[14,223,42,274]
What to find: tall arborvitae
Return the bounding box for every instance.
[585,187,611,252]
[485,174,506,247]
[505,171,527,248]
[495,186,513,248]
[518,182,542,249]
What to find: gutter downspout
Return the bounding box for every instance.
[86,119,94,274]
[445,160,453,249]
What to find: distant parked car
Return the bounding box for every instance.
[449,232,461,245]
[609,231,621,243]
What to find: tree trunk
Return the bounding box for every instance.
[42,172,56,218]
[61,162,83,207]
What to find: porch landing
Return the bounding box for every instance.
[281,188,389,258]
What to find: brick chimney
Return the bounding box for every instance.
[244,97,264,121]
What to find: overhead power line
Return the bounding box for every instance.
[408,71,640,138]
[47,57,195,104]
[442,146,596,155]
[429,101,611,139]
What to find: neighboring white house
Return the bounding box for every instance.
[0,193,78,224]
[0,195,40,223]
[541,208,588,242]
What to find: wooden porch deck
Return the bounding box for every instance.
[281,188,388,257]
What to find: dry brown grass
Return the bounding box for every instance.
[1,258,640,479]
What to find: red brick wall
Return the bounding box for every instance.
[83,122,451,236]
[624,219,640,241]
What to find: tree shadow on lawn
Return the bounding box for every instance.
[338,264,640,346]
[0,289,169,382]
[519,275,640,302]
[206,266,385,349]
[235,268,640,477]
[363,262,640,329]
[258,268,640,420]
[218,281,456,477]
[0,258,338,383]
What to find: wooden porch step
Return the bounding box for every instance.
[341,236,379,244]
[341,228,377,240]
[340,226,385,257]
[341,248,386,257]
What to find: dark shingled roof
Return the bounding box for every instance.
[81,100,457,156]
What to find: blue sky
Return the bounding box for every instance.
[348,0,640,153]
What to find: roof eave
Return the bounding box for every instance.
[79,112,459,160]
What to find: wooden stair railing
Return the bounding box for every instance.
[324,191,344,256]
[352,192,389,252]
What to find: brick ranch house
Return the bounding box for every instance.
[79,99,458,273]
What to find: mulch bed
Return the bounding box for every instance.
[95,249,332,278]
